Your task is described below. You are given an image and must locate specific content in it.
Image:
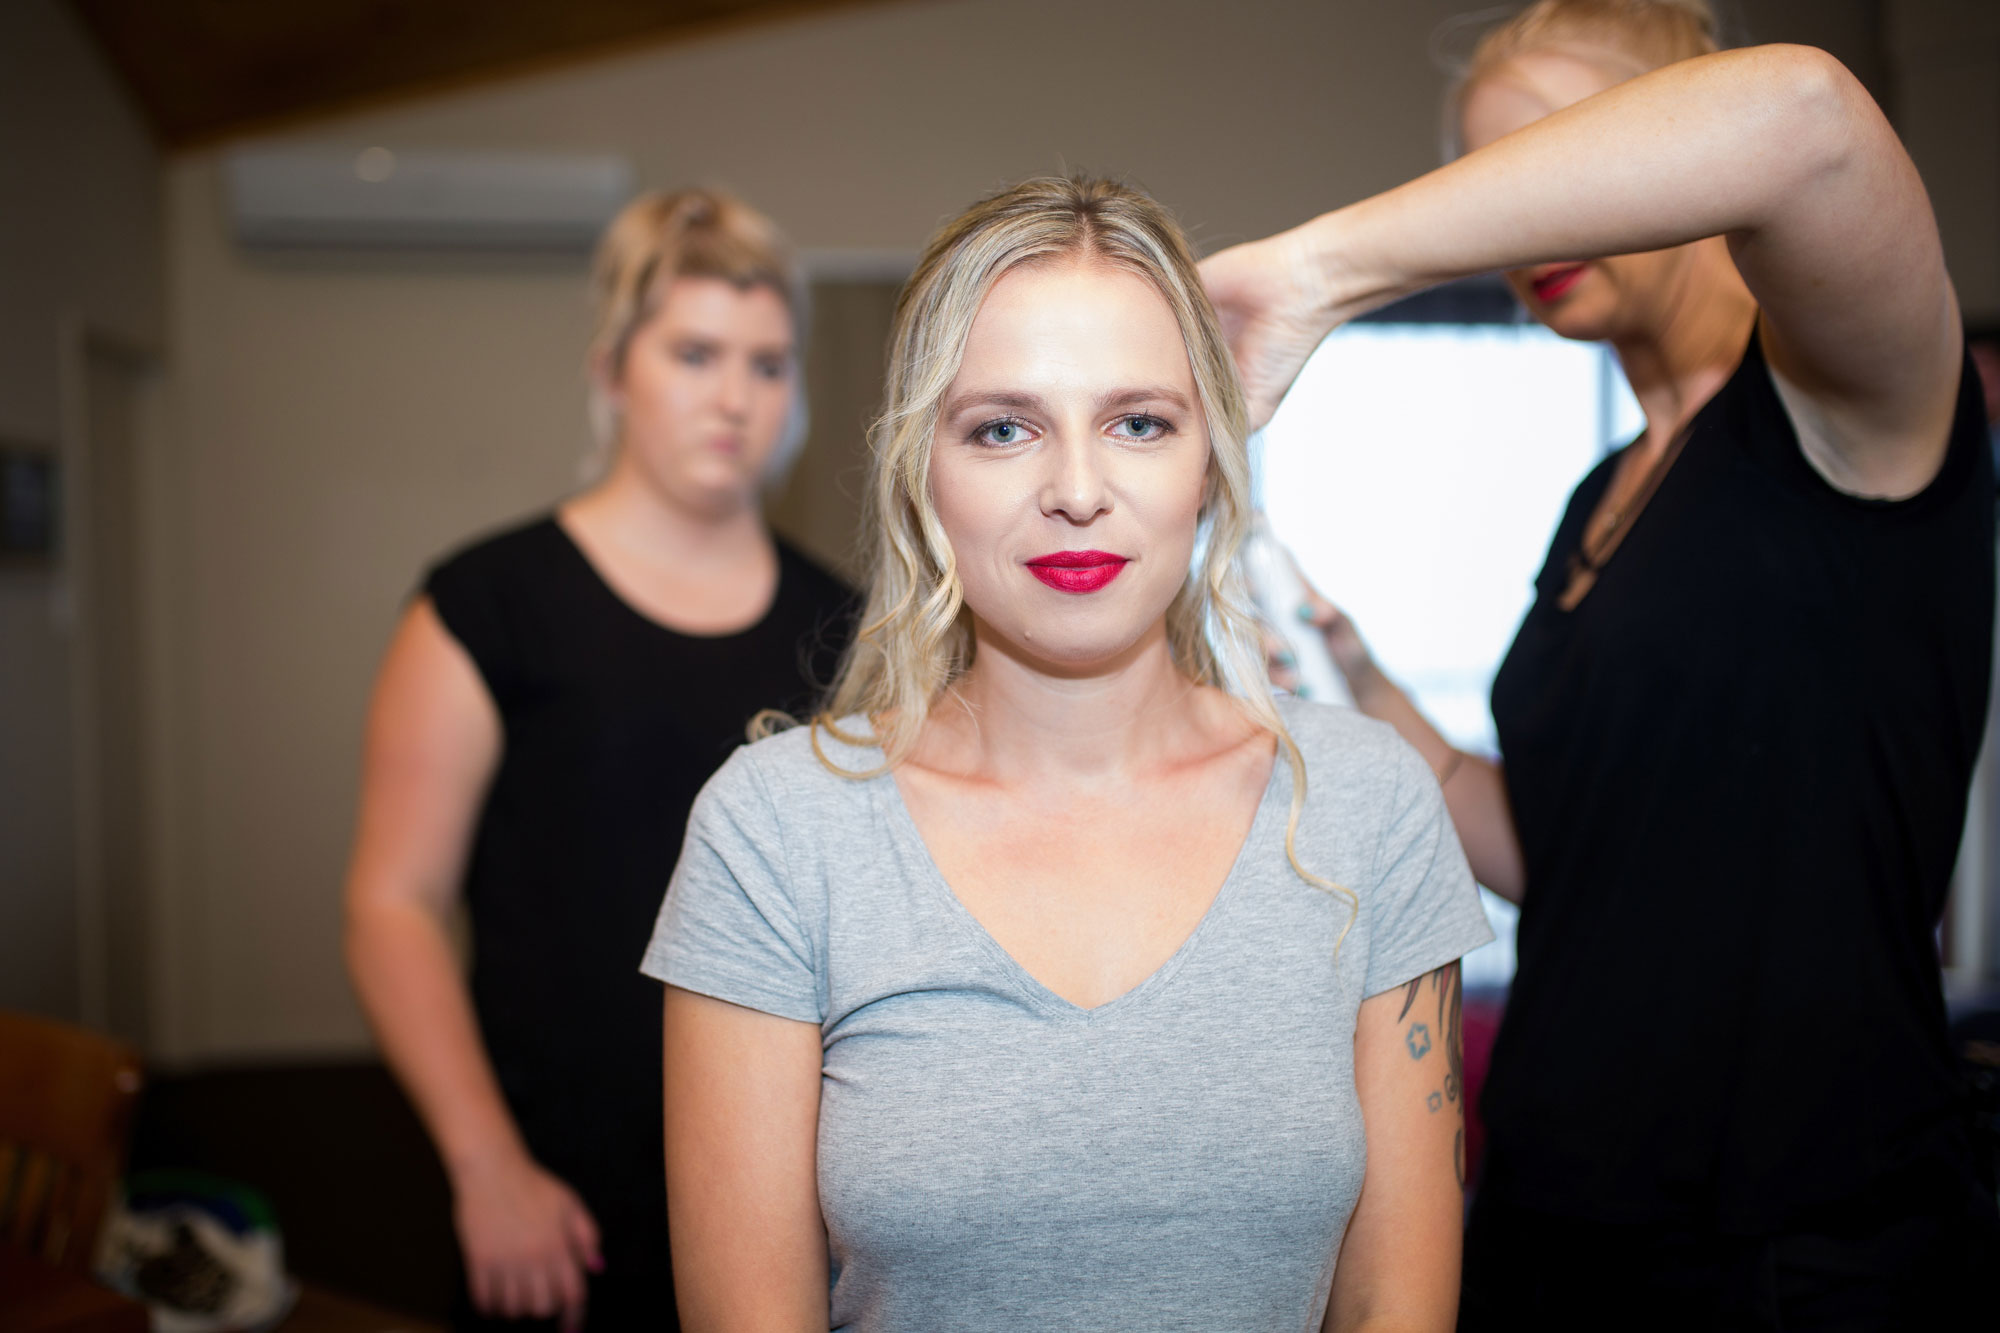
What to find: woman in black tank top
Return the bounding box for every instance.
[342,189,851,1332]
[1200,2,1995,1328]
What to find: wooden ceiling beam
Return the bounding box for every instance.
[64,0,897,150]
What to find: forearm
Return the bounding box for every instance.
[1293,45,1861,327]
[1346,668,1525,903]
[345,897,527,1179]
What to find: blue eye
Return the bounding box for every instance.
[1113,414,1167,440]
[975,418,1031,446]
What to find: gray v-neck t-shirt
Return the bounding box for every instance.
[643,697,1490,1332]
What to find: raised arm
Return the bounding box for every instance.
[1325,962,1466,1333]
[343,600,600,1329]
[1205,45,1959,497]
[1304,594,1524,903]
[663,988,827,1331]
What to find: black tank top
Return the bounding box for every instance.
[1486,332,1994,1231]
[422,515,852,1318]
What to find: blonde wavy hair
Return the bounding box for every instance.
[1442,0,1721,155]
[794,174,1355,936]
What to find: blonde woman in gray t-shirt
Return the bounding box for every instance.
[645,176,1492,1332]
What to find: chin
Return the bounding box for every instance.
[659,467,762,515]
[1533,305,1617,344]
[985,612,1160,677]
[1510,273,1618,344]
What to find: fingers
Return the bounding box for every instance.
[554,1256,588,1333]
[555,1195,599,1332]
[456,1162,599,1327]
[1262,628,1301,694]
[565,1202,604,1274]
[521,1265,547,1320]
[476,1255,583,1325]
[470,1263,497,1318]
[499,1266,529,1321]
[1291,572,1339,631]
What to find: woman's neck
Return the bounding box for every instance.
[562,456,770,575]
[1612,239,1759,455]
[920,622,1243,786]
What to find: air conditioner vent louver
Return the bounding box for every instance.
[225,148,635,252]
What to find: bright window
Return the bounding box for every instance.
[1258,319,1644,988]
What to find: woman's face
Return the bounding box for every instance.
[930,259,1211,674]
[1460,49,1700,344]
[607,275,795,514]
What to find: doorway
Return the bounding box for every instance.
[64,325,162,1049]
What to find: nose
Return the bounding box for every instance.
[1039,431,1111,525]
[715,357,751,422]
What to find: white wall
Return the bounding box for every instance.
[135,0,1903,1060]
[0,0,161,1023]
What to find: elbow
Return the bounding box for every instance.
[1477,860,1525,907]
[1760,44,1876,178]
[341,887,418,979]
[341,891,378,982]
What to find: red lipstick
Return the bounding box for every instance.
[1530,264,1587,304]
[1025,550,1128,593]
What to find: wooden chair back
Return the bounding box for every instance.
[0,1010,143,1272]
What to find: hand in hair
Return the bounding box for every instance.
[1200,226,1335,431]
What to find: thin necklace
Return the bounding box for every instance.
[1559,425,1692,612]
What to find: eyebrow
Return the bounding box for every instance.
[668,333,794,356]
[942,385,1194,417]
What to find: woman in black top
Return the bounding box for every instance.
[343,188,850,1332]
[1200,1,1996,1326]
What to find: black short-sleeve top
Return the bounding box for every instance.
[1486,332,1994,1232]
[420,515,853,1186]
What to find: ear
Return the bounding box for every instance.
[589,345,624,412]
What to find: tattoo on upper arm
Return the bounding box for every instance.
[1396,976,1423,1022]
[1404,961,1467,1187]
[1441,960,1462,1108]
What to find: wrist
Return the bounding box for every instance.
[443,1133,532,1188]
[1294,206,1404,328]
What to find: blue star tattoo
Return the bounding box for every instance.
[1406,1023,1432,1060]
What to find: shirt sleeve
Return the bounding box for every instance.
[422,549,516,705]
[640,747,824,1024]
[1360,743,1493,998]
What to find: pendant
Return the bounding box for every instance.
[1559,556,1597,612]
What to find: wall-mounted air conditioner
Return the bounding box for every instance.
[224,147,635,252]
